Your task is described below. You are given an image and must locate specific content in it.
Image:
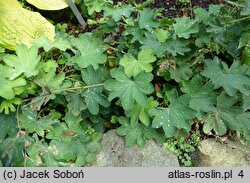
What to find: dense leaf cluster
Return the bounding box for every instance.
[0,0,250,166]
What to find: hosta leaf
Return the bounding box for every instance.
[173,17,199,39]
[120,49,156,77]
[139,9,160,31]
[26,0,69,10]
[81,66,110,115]
[125,97,158,126]
[104,68,154,110]
[181,75,217,117]
[71,33,107,69]
[3,44,40,79]
[149,89,196,137]
[0,0,55,50]
[0,65,26,100]
[201,57,250,96]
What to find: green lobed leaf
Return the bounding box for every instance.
[65,93,87,116]
[243,94,250,111]
[169,63,193,82]
[139,9,160,31]
[125,97,159,126]
[37,60,65,91]
[120,48,156,77]
[201,57,250,96]
[173,17,199,39]
[181,75,217,117]
[117,117,159,147]
[81,66,110,115]
[104,4,134,22]
[0,65,26,100]
[104,68,154,110]
[3,44,40,79]
[149,89,196,137]
[71,33,107,69]
[84,0,112,15]
[19,107,59,137]
[0,112,18,140]
[32,36,72,52]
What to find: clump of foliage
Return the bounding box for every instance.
[0,0,250,166]
[164,131,200,166]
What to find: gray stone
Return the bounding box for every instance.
[196,139,250,167]
[92,130,179,167]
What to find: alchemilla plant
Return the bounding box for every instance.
[0,0,249,166]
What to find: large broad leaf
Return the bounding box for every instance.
[0,65,26,100]
[3,44,40,79]
[181,75,217,117]
[149,89,196,137]
[81,66,110,115]
[201,57,250,96]
[120,49,156,77]
[26,0,69,10]
[104,68,154,110]
[173,17,199,39]
[71,33,107,69]
[0,0,55,50]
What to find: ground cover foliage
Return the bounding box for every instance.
[0,0,250,166]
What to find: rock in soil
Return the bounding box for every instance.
[91,130,180,167]
[196,139,250,167]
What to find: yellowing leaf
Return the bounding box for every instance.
[26,0,69,10]
[0,0,55,50]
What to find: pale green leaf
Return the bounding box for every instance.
[3,44,40,79]
[120,49,156,77]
